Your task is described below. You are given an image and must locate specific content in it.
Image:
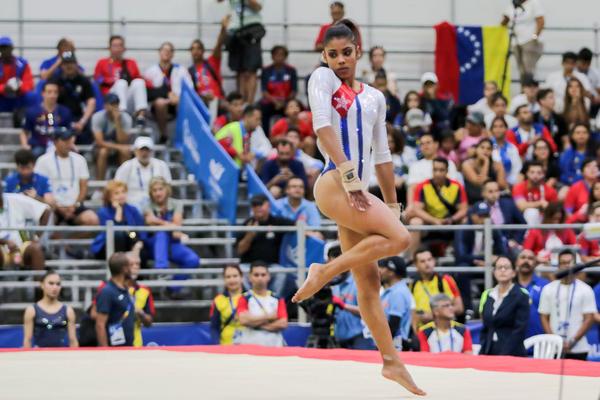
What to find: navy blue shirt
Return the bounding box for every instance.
[520,274,550,338]
[259,159,307,190]
[33,303,68,347]
[4,172,51,196]
[22,103,72,148]
[332,274,363,341]
[95,280,136,346]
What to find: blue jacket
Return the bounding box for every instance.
[559,148,590,185]
[91,204,145,254]
[496,197,527,242]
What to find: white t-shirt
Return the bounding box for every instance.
[114,157,172,211]
[235,291,285,347]
[543,70,593,113]
[0,193,49,246]
[484,112,518,130]
[503,0,545,46]
[34,151,89,207]
[468,97,493,116]
[538,279,597,353]
[406,158,462,187]
[143,64,193,97]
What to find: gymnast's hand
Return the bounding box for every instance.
[338,161,371,211]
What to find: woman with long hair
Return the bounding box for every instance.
[291,20,424,395]
[567,180,600,223]
[490,116,522,186]
[530,137,560,189]
[559,123,594,186]
[209,264,245,345]
[462,138,507,203]
[563,78,589,130]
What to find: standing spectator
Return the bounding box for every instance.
[114,136,172,211]
[372,71,401,123]
[562,78,590,130]
[236,194,294,264]
[543,52,592,114]
[490,116,522,186]
[0,36,35,122]
[378,257,413,350]
[484,92,518,130]
[479,256,529,356]
[143,42,193,142]
[539,249,598,360]
[222,0,265,103]
[362,46,398,96]
[461,138,508,203]
[576,202,600,261]
[559,125,594,186]
[516,249,549,338]
[4,149,54,206]
[210,265,245,345]
[420,72,453,134]
[512,161,558,225]
[260,139,307,199]
[93,35,148,126]
[55,52,96,144]
[92,93,133,180]
[215,104,262,167]
[22,270,78,348]
[576,47,600,101]
[39,38,83,80]
[95,252,136,347]
[126,250,154,347]
[455,111,486,163]
[523,202,577,262]
[563,158,597,216]
[510,75,540,114]
[212,91,244,133]
[259,45,298,132]
[236,262,288,347]
[275,177,322,239]
[507,104,556,158]
[530,138,560,189]
[269,99,314,152]
[20,80,72,158]
[417,294,472,354]
[468,81,498,116]
[534,88,568,151]
[501,0,545,79]
[314,1,346,52]
[34,129,98,228]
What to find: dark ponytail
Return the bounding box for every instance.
[323,18,361,49]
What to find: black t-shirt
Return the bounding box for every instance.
[56,74,95,119]
[236,214,295,263]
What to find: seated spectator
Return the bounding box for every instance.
[236,262,288,347]
[394,90,432,139]
[529,138,560,189]
[484,92,517,130]
[114,136,172,211]
[559,125,594,186]
[576,47,600,102]
[523,202,576,263]
[144,177,200,292]
[543,51,592,114]
[455,111,487,163]
[236,194,294,265]
[576,202,600,262]
[22,270,78,348]
[378,257,413,350]
[420,72,453,134]
[280,128,323,185]
[4,148,54,206]
[510,75,540,114]
[437,129,459,167]
[92,93,133,179]
[269,98,315,152]
[91,180,145,259]
[462,138,507,203]
[512,160,558,225]
[479,256,529,357]
[94,35,148,126]
[144,42,193,142]
[372,70,401,123]
[362,46,398,96]
[417,294,472,353]
[507,104,556,159]
[490,116,522,186]
[410,248,464,329]
[516,249,549,338]
[34,129,98,228]
[0,36,35,122]
[408,158,467,255]
[20,79,72,159]
[0,185,49,270]
[468,80,498,116]
[275,177,322,238]
[260,139,307,199]
[314,1,346,52]
[209,264,245,345]
[562,78,590,130]
[55,52,96,144]
[212,91,244,133]
[401,109,430,152]
[564,158,597,216]
[39,38,83,80]
[567,180,600,224]
[215,104,262,167]
[534,88,568,151]
[259,45,297,133]
[482,179,526,246]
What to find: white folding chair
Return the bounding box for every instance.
[523,334,564,359]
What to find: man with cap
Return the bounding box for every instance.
[455,111,486,163]
[378,256,414,350]
[510,74,540,115]
[92,93,133,179]
[402,108,430,151]
[34,129,98,228]
[0,36,35,120]
[507,103,556,158]
[419,72,453,134]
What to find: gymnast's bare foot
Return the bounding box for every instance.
[382,359,426,396]
[291,263,327,303]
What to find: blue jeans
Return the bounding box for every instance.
[146,231,200,290]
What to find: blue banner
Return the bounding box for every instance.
[279,233,326,269]
[176,82,239,223]
[245,164,282,214]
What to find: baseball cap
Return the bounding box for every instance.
[378,256,407,277]
[406,108,427,128]
[61,51,77,63]
[473,201,491,216]
[104,93,120,105]
[250,194,269,207]
[466,111,485,126]
[420,72,438,85]
[133,136,154,150]
[53,127,75,140]
[0,36,13,47]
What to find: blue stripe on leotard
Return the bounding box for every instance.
[355,96,364,179]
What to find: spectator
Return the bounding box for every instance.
[223,0,265,104]
[576,47,600,101]
[275,177,322,239]
[539,249,597,360]
[4,148,54,206]
[0,36,35,122]
[564,158,597,216]
[559,125,594,186]
[512,160,558,225]
[212,91,244,133]
[236,194,294,264]
[93,35,148,126]
[523,202,576,263]
[209,264,245,345]
[484,92,518,130]
[91,180,145,259]
[543,52,592,114]
[269,99,314,151]
[114,136,172,211]
[567,181,600,224]
[259,45,297,132]
[481,180,527,246]
[394,90,432,139]
[437,130,459,167]
[260,139,307,199]
[125,249,154,347]
[479,256,529,356]
[511,75,540,114]
[22,270,78,348]
[530,138,560,189]
[34,129,98,228]
[408,158,467,255]
[378,257,413,350]
[455,111,486,163]
[516,249,549,338]
[372,70,401,123]
[501,0,545,79]
[410,248,464,329]
[420,72,453,134]
[55,52,96,144]
[462,138,508,203]
[95,252,136,347]
[468,80,498,116]
[92,93,133,180]
[144,42,193,142]
[236,262,288,347]
[401,109,430,153]
[215,104,262,167]
[562,78,590,130]
[280,128,323,185]
[20,79,72,159]
[314,1,346,52]
[576,202,600,262]
[490,116,522,186]
[417,294,472,354]
[362,46,398,96]
[507,104,556,159]
[39,38,83,80]
[534,88,568,151]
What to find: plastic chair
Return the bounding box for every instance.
[523,334,564,359]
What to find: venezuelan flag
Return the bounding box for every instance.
[435,21,510,105]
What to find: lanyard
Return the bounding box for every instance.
[250,291,268,313]
[229,296,237,317]
[160,64,172,90]
[435,327,455,352]
[556,282,576,337]
[136,162,154,190]
[54,153,75,188]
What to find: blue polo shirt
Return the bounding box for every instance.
[39,56,84,79]
[274,197,321,227]
[332,274,363,341]
[520,274,550,338]
[95,280,136,347]
[4,172,51,196]
[381,280,413,340]
[22,103,72,148]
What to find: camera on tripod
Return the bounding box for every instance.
[301,285,339,348]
